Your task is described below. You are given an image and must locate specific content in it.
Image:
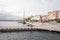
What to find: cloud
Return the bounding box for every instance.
[0,0,60,20]
[0,11,19,20]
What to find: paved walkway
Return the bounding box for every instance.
[29,22,60,31]
[0,22,60,32]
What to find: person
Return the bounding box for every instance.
[27,24,33,27]
[23,21,26,24]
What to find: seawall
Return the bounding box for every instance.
[0,22,60,33]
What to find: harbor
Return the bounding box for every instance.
[0,10,60,32]
[0,0,60,40]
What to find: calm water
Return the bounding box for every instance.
[0,21,24,26]
[0,31,60,40]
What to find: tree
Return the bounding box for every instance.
[25,18,31,22]
[40,15,43,23]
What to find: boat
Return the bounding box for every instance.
[22,21,26,24]
[18,8,26,24]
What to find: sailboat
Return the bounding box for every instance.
[22,20,26,24]
[18,9,26,24]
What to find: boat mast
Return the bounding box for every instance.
[23,8,26,24]
[23,8,25,19]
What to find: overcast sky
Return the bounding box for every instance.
[0,0,60,20]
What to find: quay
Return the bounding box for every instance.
[0,23,60,33]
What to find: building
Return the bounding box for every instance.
[42,10,60,23]
[56,11,60,19]
[25,15,41,22]
[31,15,40,20]
[47,10,60,22]
[42,15,49,22]
[23,10,60,23]
[48,11,57,20]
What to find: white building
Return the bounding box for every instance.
[31,15,40,20]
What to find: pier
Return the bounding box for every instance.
[0,23,60,33]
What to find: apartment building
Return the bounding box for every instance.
[48,11,60,20]
[48,12,56,20]
[31,15,40,20]
[42,15,48,22]
[43,11,60,22]
[42,10,60,23]
[24,10,60,23]
[57,11,60,19]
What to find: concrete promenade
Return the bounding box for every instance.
[29,22,60,32]
[0,22,60,32]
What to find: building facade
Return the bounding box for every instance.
[31,15,40,20]
[24,10,60,23]
[42,15,48,22]
[42,10,60,23]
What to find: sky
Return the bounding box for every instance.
[0,0,60,20]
